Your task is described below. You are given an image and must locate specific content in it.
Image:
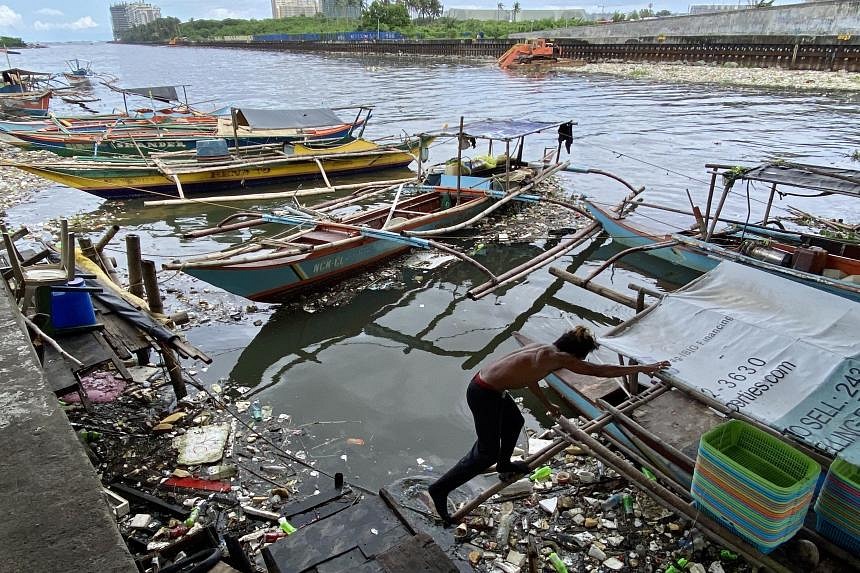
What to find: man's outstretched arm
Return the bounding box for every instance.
[526,380,561,418]
[565,359,671,378]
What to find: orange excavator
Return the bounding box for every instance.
[497,38,560,69]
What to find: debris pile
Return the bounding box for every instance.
[68,364,360,570]
[444,429,753,573]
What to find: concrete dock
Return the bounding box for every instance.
[0,282,136,573]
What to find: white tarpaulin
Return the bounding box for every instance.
[600,261,860,456]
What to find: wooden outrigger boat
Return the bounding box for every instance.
[1,106,372,157]
[62,59,94,85]
[166,187,494,302]
[0,68,52,117]
[164,117,577,302]
[584,162,860,302]
[0,136,423,199]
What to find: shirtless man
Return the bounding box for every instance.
[428,326,670,524]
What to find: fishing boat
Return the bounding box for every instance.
[1,105,371,156]
[1,136,424,199]
[62,59,94,84]
[585,162,860,302]
[163,118,577,301]
[0,68,52,117]
[165,187,496,302]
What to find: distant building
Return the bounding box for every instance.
[446,8,587,21]
[688,4,745,14]
[110,2,162,40]
[320,0,361,20]
[271,0,320,18]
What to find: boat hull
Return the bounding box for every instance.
[184,195,489,302]
[9,142,418,199]
[585,202,718,274]
[586,201,860,302]
[5,127,357,157]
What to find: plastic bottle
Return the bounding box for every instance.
[622,494,634,516]
[250,399,263,421]
[278,517,297,535]
[184,507,199,528]
[530,465,552,482]
[548,552,569,573]
[720,549,738,561]
[641,467,657,481]
[78,429,102,443]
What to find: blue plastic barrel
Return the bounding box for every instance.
[51,278,97,329]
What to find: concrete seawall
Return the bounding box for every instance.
[0,282,136,572]
[512,0,860,44]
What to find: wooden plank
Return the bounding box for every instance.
[376,533,459,573]
[263,496,405,573]
[281,488,346,520]
[316,548,383,573]
[629,388,723,461]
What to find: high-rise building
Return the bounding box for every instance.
[320,0,360,20]
[272,0,319,18]
[110,2,162,40]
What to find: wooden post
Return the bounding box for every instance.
[703,168,718,228]
[95,225,120,254]
[140,259,164,315]
[79,236,121,285]
[158,341,187,399]
[125,234,144,298]
[763,182,778,223]
[456,115,464,204]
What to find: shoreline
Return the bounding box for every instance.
[559,61,860,92]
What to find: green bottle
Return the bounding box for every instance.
[642,467,657,480]
[720,549,738,560]
[184,507,199,527]
[530,466,552,481]
[548,552,568,573]
[278,517,297,535]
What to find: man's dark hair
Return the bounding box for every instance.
[554,326,598,359]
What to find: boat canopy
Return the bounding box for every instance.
[424,119,573,141]
[0,68,50,76]
[720,162,860,198]
[232,108,346,130]
[599,261,860,457]
[111,85,183,102]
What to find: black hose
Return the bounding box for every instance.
[159,548,222,573]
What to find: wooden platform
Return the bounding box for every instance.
[263,493,457,573]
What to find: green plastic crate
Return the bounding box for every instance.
[700,420,820,495]
[831,458,860,491]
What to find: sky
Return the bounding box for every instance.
[0,0,773,42]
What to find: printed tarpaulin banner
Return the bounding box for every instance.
[599,261,860,456]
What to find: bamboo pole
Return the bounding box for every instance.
[144,177,415,207]
[549,266,638,308]
[313,158,333,189]
[581,240,679,284]
[95,224,120,253]
[125,234,144,298]
[23,315,83,368]
[407,161,568,238]
[468,221,599,300]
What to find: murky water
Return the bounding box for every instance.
[6,43,860,489]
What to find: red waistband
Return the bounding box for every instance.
[472,372,500,392]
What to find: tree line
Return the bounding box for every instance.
[117,3,595,43]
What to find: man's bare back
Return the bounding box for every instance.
[480,343,670,391]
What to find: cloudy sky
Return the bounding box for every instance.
[0,0,754,42]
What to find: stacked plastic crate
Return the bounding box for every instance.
[814,443,860,553]
[691,420,820,553]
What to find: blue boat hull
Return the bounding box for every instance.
[185,196,488,302]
